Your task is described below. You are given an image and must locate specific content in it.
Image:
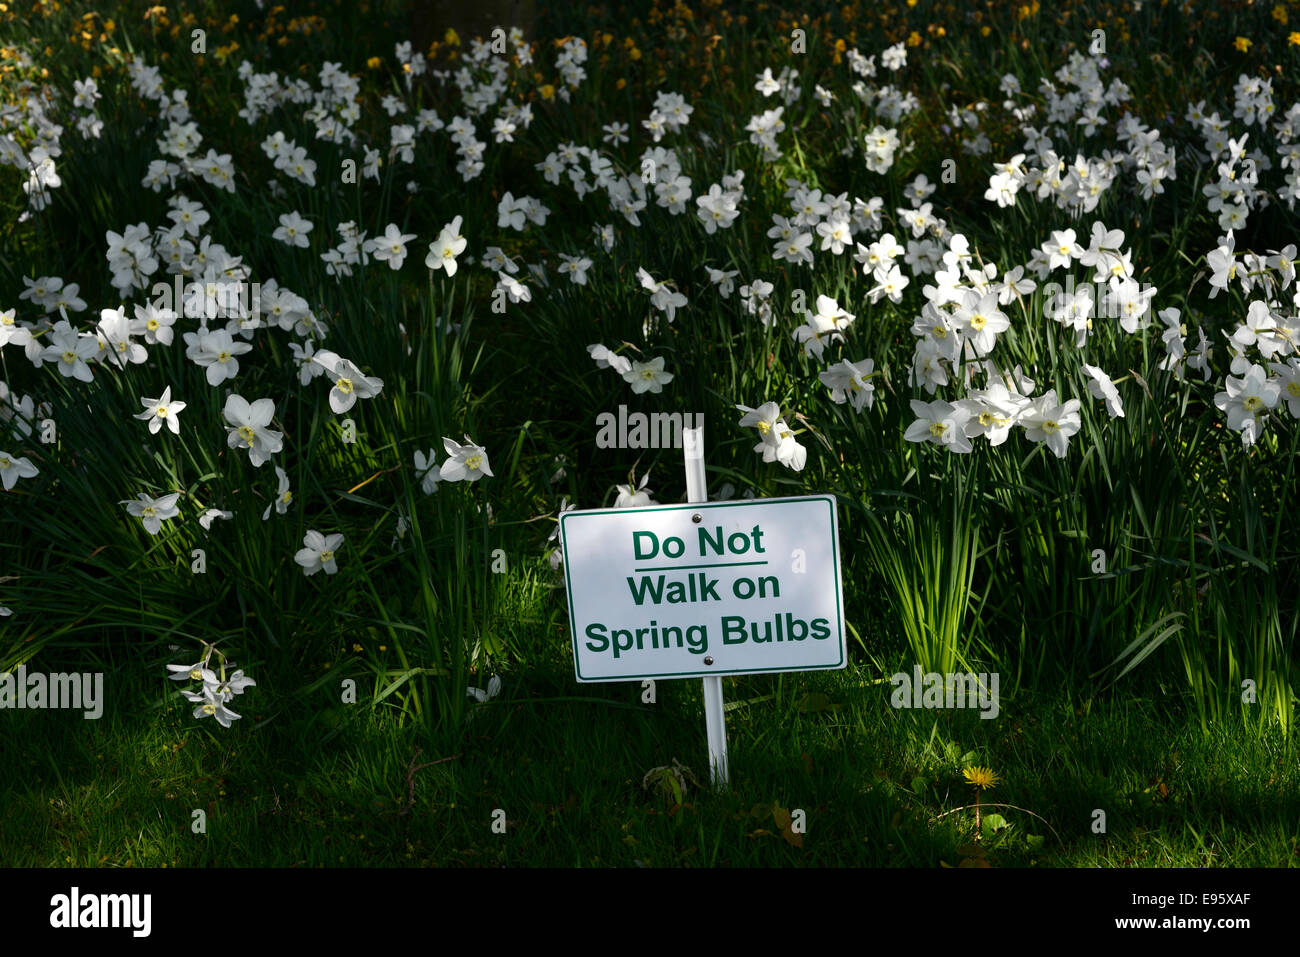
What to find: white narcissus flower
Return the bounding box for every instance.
[615,470,655,508]
[1267,358,1300,418]
[262,465,293,520]
[413,449,443,494]
[121,491,181,535]
[369,223,417,270]
[188,327,252,387]
[191,687,242,727]
[272,210,314,248]
[41,320,99,383]
[587,343,633,376]
[97,306,148,368]
[903,399,974,453]
[222,394,283,468]
[0,450,39,490]
[1020,390,1083,458]
[210,669,256,701]
[166,657,215,683]
[439,435,492,482]
[624,357,674,394]
[426,215,467,276]
[818,357,876,411]
[199,508,234,530]
[1214,363,1280,447]
[1081,364,1125,418]
[311,350,385,414]
[467,675,502,702]
[295,529,344,576]
[135,385,187,435]
[737,402,806,471]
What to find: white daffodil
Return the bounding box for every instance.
[414,448,443,494]
[187,327,252,387]
[198,508,234,530]
[166,658,216,684]
[1020,390,1083,458]
[40,320,98,383]
[210,669,256,701]
[624,357,674,394]
[192,687,242,728]
[0,450,39,490]
[426,215,467,276]
[439,435,492,482]
[262,466,293,520]
[587,343,633,376]
[121,491,182,535]
[1081,364,1125,418]
[467,675,502,702]
[272,210,314,248]
[223,394,283,468]
[1267,358,1300,418]
[135,385,187,435]
[1214,363,1280,447]
[737,402,806,470]
[818,357,876,411]
[903,399,974,453]
[311,350,385,414]
[368,223,417,270]
[615,470,655,507]
[295,529,344,576]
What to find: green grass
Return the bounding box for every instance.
[4,638,1298,867]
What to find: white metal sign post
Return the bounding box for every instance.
[560,425,846,788]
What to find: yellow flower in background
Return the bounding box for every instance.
[444,27,460,46]
[630,46,642,60]
[963,766,999,790]
[539,83,555,99]
[1273,5,1288,25]
[366,55,382,69]
[1290,31,1300,46]
[907,30,921,47]
[1234,36,1251,51]
[616,77,627,89]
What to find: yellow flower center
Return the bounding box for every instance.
[62,350,77,363]
[929,422,948,438]
[237,425,256,445]
[1289,382,1300,397]
[217,350,231,362]
[1243,395,1263,411]
[319,549,334,563]
[970,313,987,330]
[337,377,354,394]
[756,421,771,435]
[1042,420,1059,433]
[465,454,483,471]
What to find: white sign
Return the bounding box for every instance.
[560,494,846,682]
